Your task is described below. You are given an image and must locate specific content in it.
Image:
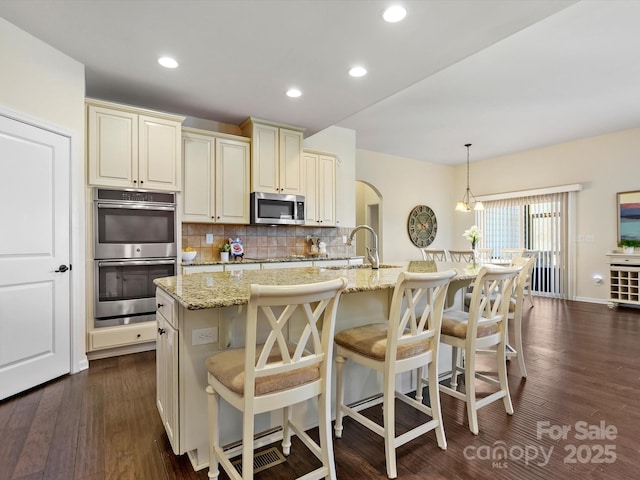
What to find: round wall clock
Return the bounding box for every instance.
[407,205,437,248]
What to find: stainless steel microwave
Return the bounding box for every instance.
[250,192,305,225]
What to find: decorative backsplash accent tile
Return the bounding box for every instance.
[182,224,355,261]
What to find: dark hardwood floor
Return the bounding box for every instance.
[1,298,640,479]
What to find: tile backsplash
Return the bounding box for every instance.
[182,224,355,262]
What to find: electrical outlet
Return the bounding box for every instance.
[205,233,214,244]
[192,327,218,346]
[342,235,347,244]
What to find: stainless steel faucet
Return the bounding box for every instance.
[347,225,380,269]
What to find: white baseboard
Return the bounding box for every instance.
[573,296,609,305]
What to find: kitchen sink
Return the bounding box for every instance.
[323,264,401,270]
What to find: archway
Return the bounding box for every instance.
[355,181,383,261]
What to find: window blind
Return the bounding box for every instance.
[476,192,568,299]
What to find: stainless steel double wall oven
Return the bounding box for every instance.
[93,188,177,327]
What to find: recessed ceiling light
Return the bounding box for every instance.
[158,56,178,69]
[349,66,367,78]
[286,88,302,98]
[382,5,407,23]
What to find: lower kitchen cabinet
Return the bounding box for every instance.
[156,306,179,454]
[261,260,313,269]
[182,264,224,274]
[154,287,227,469]
[88,321,156,351]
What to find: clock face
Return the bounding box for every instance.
[407,205,437,248]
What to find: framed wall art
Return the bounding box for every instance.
[617,190,640,244]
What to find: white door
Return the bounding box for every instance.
[0,114,71,400]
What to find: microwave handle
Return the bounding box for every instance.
[97,259,176,267]
[97,203,175,212]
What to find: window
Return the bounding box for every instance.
[476,192,569,298]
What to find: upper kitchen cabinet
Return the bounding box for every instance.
[87,98,184,191]
[304,150,336,226]
[182,128,250,224]
[240,117,305,195]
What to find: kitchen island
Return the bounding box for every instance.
[154,261,478,470]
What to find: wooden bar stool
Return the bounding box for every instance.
[435,265,520,435]
[205,277,347,480]
[419,248,448,261]
[334,270,456,478]
[506,256,536,377]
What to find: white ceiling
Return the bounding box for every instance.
[2,0,640,165]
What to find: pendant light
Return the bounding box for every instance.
[455,143,484,212]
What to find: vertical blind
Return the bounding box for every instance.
[475,192,569,299]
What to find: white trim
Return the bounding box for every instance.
[476,184,582,202]
[574,296,609,305]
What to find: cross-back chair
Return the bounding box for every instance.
[419,248,448,261]
[433,265,521,435]
[205,277,348,480]
[334,270,456,478]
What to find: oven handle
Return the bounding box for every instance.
[97,203,176,212]
[97,259,176,267]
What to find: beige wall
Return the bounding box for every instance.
[457,128,640,302]
[356,149,455,263]
[357,127,640,303]
[0,18,87,370]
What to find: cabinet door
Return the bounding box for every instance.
[318,154,336,226]
[182,133,215,222]
[182,264,224,274]
[304,152,319,225]
[139,115,182,191]
[279,128,304,195]
[88,105,138,188]
[261,261,313,269]
[251,123,279,193]
[215,138,250,224]
[157,313,179,454]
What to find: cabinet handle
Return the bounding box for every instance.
[133,180,137,184]
[136,333,141,338]
[140,180,144,184]
[157,303,164,308]
[158,328,166,335]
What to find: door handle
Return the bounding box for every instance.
[55,265,69,273]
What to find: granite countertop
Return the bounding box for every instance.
[155,261,482,310]
[181,255,362,267]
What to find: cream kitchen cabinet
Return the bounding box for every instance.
[182,128,250,224]
[156,289,179,454]
[182,264,225,275]
[240,117,305,195]
[87,98,184,191]
[88,321,157,351]
[304,150,336,226]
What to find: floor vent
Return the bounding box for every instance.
[232,446,286,475]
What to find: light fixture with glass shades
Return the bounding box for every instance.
[455,143,484,212]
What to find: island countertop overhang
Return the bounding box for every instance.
[154,261,480,310]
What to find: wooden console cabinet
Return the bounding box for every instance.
[606,252,640,308]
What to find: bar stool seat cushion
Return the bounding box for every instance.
[206,343,318,396]
[441,310,498,339]
[335,323,430,360]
